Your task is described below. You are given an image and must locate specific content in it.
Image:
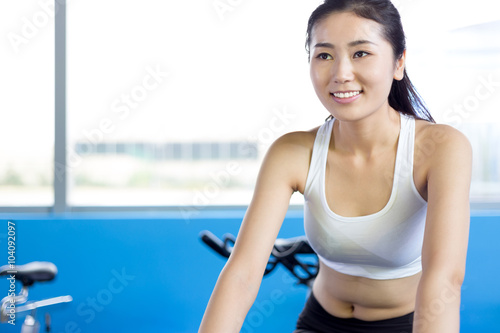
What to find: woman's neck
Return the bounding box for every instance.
[332,107,401,159]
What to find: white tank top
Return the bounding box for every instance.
[304,114,427,280]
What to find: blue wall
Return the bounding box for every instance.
[0,210,499,332]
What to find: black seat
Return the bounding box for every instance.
[0,262,57,286]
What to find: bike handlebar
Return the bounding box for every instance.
[200,230,318,286]
[199,231,233,258]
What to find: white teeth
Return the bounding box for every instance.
[333,91,361,98]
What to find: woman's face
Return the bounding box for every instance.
[309,11,405,121]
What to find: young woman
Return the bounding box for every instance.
[199,1,471,332]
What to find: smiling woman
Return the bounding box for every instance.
[199,1,471,332]
[306,1,433,123]
[308,12,402,121]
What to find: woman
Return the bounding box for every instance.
[199,0,471,332]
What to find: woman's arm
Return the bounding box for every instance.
[198,132,311,332]
[413,125,472,333]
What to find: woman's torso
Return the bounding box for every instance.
[290,115,431,321]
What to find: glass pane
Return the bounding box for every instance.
[401,0,500,202]
[66,0,322,206]
[0,1,54,206]
[66,0,500,207]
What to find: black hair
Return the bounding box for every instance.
[306,0,434,122]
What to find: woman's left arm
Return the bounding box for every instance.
[413,125,472,333]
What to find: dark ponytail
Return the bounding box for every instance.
[306,0,434,122]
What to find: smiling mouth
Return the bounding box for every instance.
[331,91,363,99]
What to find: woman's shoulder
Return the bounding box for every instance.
[267,126,322,159]
[415,119,470,147]
[262,126,322,193]
[414,119,472,166]
[274,126,320,146]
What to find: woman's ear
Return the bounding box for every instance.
[394,50,406,81]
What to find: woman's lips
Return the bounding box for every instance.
[331,90,363,104]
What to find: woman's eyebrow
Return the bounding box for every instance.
[313,40,377,49]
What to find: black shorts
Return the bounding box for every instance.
[294,292,414,333]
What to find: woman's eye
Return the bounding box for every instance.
[317,53,333,60]
[353,51,369,58]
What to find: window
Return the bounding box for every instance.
[66,0,322,206]
[1,0,499,210]
[0,1,54,206]
[400,0,500,201]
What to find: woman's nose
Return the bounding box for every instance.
[332,58,355,84]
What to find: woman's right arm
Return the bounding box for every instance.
[198,132,311,332]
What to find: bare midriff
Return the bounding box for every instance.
[312,261,421,321]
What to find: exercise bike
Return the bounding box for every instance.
[0,262,72,333]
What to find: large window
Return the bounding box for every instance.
[66,0,323,207]
[1,0,499,210]
[401,0,500,201]
[0,1,54,206]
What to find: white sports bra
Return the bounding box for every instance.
[303,114,428,280]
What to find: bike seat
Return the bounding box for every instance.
[0,262,57,286]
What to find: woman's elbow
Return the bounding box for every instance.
[419,265,466,299]
[221,257,265,296]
